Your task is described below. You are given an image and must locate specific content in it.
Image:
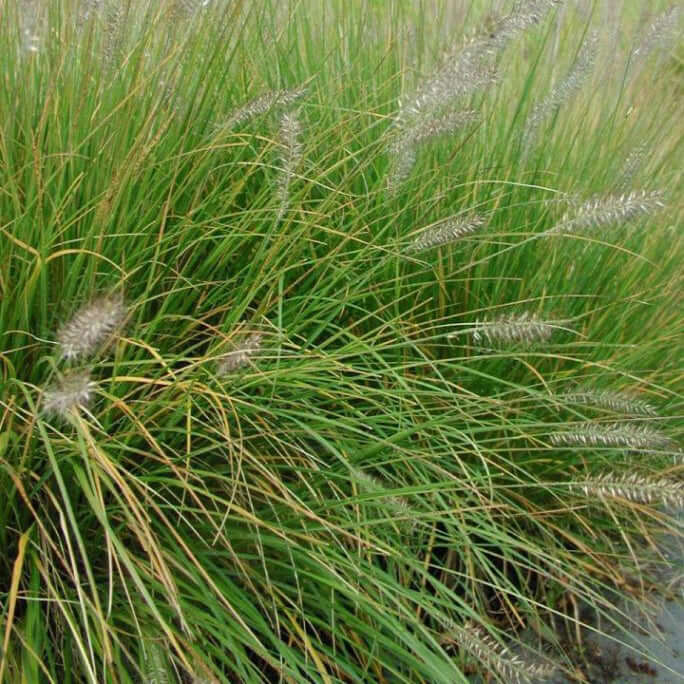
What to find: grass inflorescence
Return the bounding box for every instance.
[57,294,126,361]
[1,1,682,682]
[550,189,666,235]
[42,369,97,419]
[460,311,569,347]
[573,472,684,508]
[550,422,677,451]
[220,85,308,131]
[441,620,557,683]
[560,388,658,417]
[406,214,487,254]
[216,331,263,375]
[522,30,599,152]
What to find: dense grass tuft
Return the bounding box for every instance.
[1,1,682,682]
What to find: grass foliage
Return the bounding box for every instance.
[1,1,682,682]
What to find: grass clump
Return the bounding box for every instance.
[0,0,682,682]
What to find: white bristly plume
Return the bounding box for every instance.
[572,472,684,508]
[440,620,557,683]
[455,311,568,347]
[43,370,97,418]
[550,422,676,451]
[217,333,263,374]
[275,110,303,221]
[406,215,487,253]
[220,87,307,130]
[549,190,665,235]
[57,294,126,361]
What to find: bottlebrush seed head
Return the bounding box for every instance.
[221,86,307,130]
[551,190,665,234]
[633,6,682,62]
[351,468,417,530]
[217,333,262,374]
[397,43,495,128]
[57,294,126,361]
[560,389,658,416]
[615,144,648,194]
[469,311,565,346]
[550,422,676,450]
[390,1,561,189]
[102,2,126,68]
[397,0,561,128]
[276,109,303,221]
[411,109,479,145]
[523,31,598,152]
[43,370,96,418]
[572,472,684,508]
[386,144,418,193]
[441,620,557,683]
[388,110,479,191]
[406,215,486,253]
[486,0,563,54]
[171,0,208,18]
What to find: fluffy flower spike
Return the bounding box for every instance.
[551,190,665,235]
[406,214,486,253]
[57,293,126,361]
[550,423,677,451]
[573,472,684,508]
[464,311,568,347]
[389,2,562,191]
[43,370,96,418]
[217,332,263,374]
[523,31,598,151]
[275,110,303,221]
[561,389,657,417]
[633,6,682,62]
[441,620,557,683]
[221,86,307,130]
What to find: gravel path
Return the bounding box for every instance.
[468,509,683,683]
[579,509,684,683]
